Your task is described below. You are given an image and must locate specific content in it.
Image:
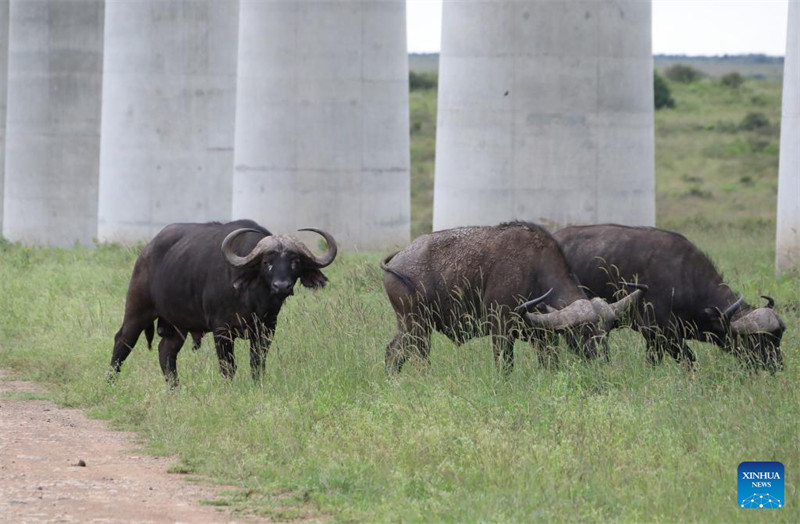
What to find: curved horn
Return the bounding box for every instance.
[730,308,784,336]
[621,281,649,293]
[297,228,338,268]
[590,298,616,327]
[608,287,645,317]
[761,295,775,309]
[514,288,553,313]
[221,228,274,268]
[524,299,598,330]
[722,296,745,322]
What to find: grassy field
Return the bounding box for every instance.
[1,71,798,521]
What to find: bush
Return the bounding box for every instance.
[409,71,437,91]
[654,71,675,110]
[739,112,770,131]
[664,64,704,83]
[720,72,744,89]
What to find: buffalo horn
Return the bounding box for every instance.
[761,295,775,309]
[514,288,554,313]
[721,296,745,322]
[297,228,338,268]
[524,299,599,330]
[608,287,645,318]
[590,298,616,326]
[221,228,276,268]
[730,308,783,336]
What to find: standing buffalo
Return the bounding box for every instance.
[380,221,644,372]
[554,224,785,371]
[108,219,337,385]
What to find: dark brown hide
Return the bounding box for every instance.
[108,220,337,385]
[554,224,785,372]
[381,222,641,372]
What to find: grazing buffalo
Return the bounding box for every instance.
[108,219,337,385]
[380,221,644,372]
[554,224,785,371]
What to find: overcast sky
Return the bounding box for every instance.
[407,0,790,56]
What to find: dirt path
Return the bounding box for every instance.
[0,369,261,523]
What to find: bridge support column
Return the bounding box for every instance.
[777,0,800,275]
[3,1,103,246]
[0,1,8,234]
[97,1,239,242]
[433,0,654,230]
[232,0,410,250]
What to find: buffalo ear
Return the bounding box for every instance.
[301,268,328,289]
[232,270,260,291]
[703,306,727,328]
[703,307,721,319]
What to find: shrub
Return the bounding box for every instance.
[664,64,703,83]
[409,71,437,91]
[739,112,770,131]
[720,72,744,89]
[654,70,675,110]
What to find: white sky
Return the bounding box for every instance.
[406,0,790,56]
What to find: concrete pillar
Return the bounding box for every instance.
[2,1,104,246]
[232,0,410,250]
[777,0,800,274]
[97,1,239,243]
[433,0,655,230]
[0,2,8,234]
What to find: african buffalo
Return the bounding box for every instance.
[380,221,644,372]
[108,219,337,385]
[554,224,785,371]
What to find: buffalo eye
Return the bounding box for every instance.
[267,263,273,272]
[291,259,299,270]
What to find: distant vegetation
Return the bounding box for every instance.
[653,70,675,110]
[720,71,745,89]
[410,53,785,79]
[409,70,437,91]
[663,64,704,84]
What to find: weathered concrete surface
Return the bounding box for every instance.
[433,0,654,230]
[0,2,8,234]
[97,1,239,243]
[232,0,410,250]
[2,1,103,246]
[777,0,800,274]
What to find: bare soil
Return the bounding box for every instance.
[0,369,262,523]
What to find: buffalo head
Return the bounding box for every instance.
[703,296,785,371]
[517,284,646,359]
[221,228,337,296]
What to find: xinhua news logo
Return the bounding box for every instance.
[738,461,784,509]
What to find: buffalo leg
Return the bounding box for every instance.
[385,318,430,374]
[385,332,406,373]
[249,316,277,381]
[214,332,237,379]
[108,320,151,380]
[667,337,696,370]
[190,332,203,351]
[641,328,666,365]
[157,333,186,387]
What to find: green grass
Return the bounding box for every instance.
[1,75,798,521]
[655,77,783,230]
[410,86,437,238]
